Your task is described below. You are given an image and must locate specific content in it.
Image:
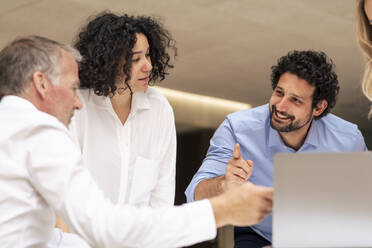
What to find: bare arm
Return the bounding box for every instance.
[194,144,253,201]
[194,176,225,201]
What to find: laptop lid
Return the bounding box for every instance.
[273,152,372,247]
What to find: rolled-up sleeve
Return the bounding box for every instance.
[185,118,237,202]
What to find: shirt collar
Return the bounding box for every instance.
[131,90,151,113]
[268,119,319,149]
[87,89,151,114]
[302,119,318,147]
[0,95,38,110]
[268,124,284,147]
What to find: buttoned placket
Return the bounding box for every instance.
[103,92,148,204]
[117,116,131,204]
[105,100,133,204]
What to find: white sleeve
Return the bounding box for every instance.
[150,105,176,207]
[26,125,216,248]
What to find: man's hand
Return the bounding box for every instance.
[221,144,253,192]
[211,182,273,227]
[55,214,69,232]
[193,144,254,201]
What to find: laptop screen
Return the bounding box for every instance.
[273,152,372,247]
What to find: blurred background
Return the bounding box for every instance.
[1,1,370,247]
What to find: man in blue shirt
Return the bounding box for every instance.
[185,50,368,247]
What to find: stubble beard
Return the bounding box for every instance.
[269,105,313,133]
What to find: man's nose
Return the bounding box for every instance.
[75,95,83,110]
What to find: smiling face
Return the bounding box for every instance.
[269,72,319,133]
[117,33,153,93]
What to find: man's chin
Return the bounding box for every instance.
[64,114,74,127]
[270,119,291,132]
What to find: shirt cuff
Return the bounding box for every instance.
[184,199,217,243]
[185,176,208,203]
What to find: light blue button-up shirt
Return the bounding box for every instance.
[185,104,367,242]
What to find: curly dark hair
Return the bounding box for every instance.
[270,50,339,119]
[74,12,177,96]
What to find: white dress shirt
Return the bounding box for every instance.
[69,88,176,206]
[0,95,216,247]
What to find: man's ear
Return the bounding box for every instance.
[313,99,328,117]
[32,71,50,99]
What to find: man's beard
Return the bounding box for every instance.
[269,105,312,132]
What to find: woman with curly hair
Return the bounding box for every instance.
[69,12,177,207]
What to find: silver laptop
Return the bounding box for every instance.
[273,152,372,248]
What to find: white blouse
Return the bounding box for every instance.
[69,87,176,207]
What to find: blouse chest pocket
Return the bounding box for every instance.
[128,156,160,206]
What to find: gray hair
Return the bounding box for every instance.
[0,35,81,98]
